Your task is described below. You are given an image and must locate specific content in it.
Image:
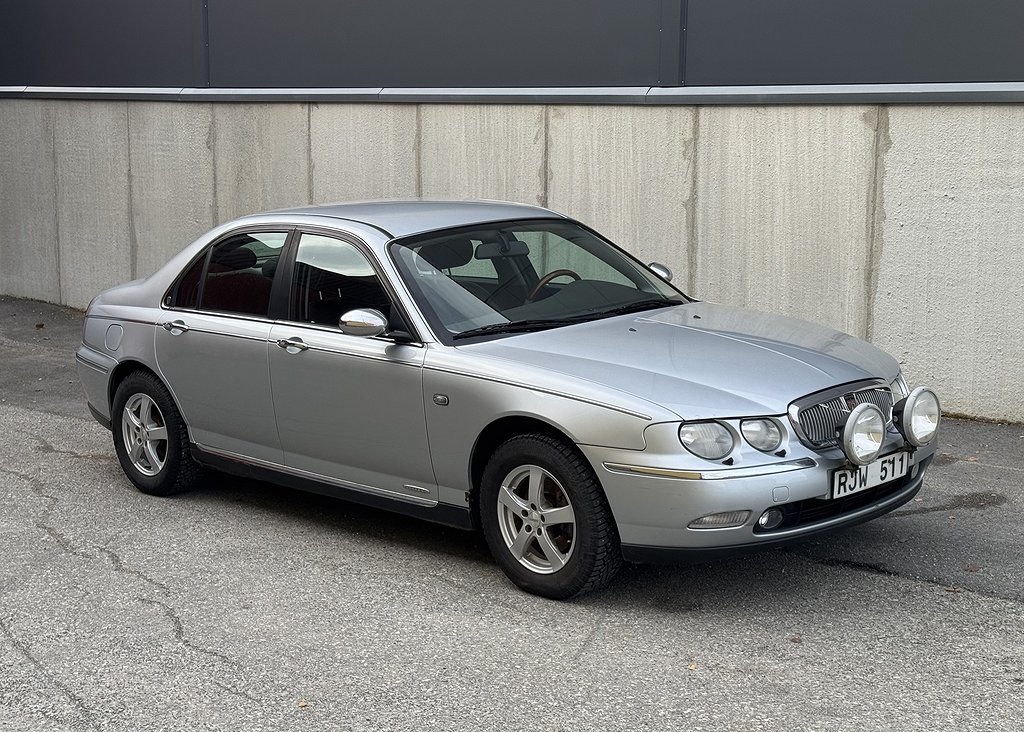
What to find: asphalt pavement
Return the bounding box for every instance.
[1,295,1022,731]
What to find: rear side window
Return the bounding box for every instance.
[170,232,287,316]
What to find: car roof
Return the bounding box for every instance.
[270,200,565,238]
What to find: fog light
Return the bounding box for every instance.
[688,510,751,529]
[757,508,784,530]
[839,403,885,466]
[893,386,940,447]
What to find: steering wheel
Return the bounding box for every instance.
[526,269,582,302]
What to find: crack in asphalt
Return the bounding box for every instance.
[212,679,263,704]
[789,553,1024,606]
[0,613,101,730]
[139,597,238,667]
[97,546,170,596]
[571,618,604,665]
[0,466,93,559]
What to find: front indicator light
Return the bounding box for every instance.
[839,403,885,465]
[688,510,751,529]
[679,421,735,460]
[894,386,940,447]
[741,418,783,452]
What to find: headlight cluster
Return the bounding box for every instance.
[679,418,783,460]
[740,419,782,452]
[678,422,734,460]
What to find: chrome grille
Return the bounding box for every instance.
[792,386,895,448]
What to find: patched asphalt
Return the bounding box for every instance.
[1,296,1022,731]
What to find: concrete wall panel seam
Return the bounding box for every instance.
[864,105,891,342]
[126,102,138,280]
[686,110,700,295]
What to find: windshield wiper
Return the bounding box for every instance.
[592,298,679,318]
[452,319,581,340]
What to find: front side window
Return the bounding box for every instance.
[289,233,394,327]
[171,231,287,316]
[390,220,686,342]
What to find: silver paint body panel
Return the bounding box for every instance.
[77,201,937,553]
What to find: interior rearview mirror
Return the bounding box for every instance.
[475,239,530,259]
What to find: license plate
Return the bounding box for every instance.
[831,451,910,499]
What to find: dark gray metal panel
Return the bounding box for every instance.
[207,0,664,88]
[657,1,685,86]
[0,0,205,87]
[685,0,1024,86]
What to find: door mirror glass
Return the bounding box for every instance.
[339,308,388,337]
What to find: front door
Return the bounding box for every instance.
[268,232,436,503]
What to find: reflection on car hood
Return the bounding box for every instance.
[457,302,900,420]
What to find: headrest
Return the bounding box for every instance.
[211,246,257,271]
[417,238,474,271]
[262,257,279,279]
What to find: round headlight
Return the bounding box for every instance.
[679,421,735,461]
[895,386,940,447]
[740,419,783,452]
[840,403,885,466]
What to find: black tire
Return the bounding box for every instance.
[480,433,622,599]
[111,370,202,496]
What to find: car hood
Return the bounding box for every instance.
[457,302,900,420]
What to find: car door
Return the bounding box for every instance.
[267,231,436,503]
[155,229,290,464]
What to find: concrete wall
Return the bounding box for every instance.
[1,99,1021,421]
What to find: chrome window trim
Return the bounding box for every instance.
[269,320,426,349]
[271,337,424,368]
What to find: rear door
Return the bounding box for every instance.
[155,229,290,463]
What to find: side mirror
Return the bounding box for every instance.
[339,308,388,337]
[648,261,673,282]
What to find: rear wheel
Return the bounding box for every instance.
[480,434,622,599]
[112,371,202,496]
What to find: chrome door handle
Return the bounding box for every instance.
[276,337,308,352]
[162,320,189,335]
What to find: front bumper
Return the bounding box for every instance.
[580,423,936,561]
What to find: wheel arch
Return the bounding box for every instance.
[107,360,186,429]
[468,415,589,529]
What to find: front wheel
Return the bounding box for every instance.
[111,371,202,496]
[480,434,622,599]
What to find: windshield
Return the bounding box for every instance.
[389,219,687,342]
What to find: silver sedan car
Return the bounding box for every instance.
[77,201,940,598]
